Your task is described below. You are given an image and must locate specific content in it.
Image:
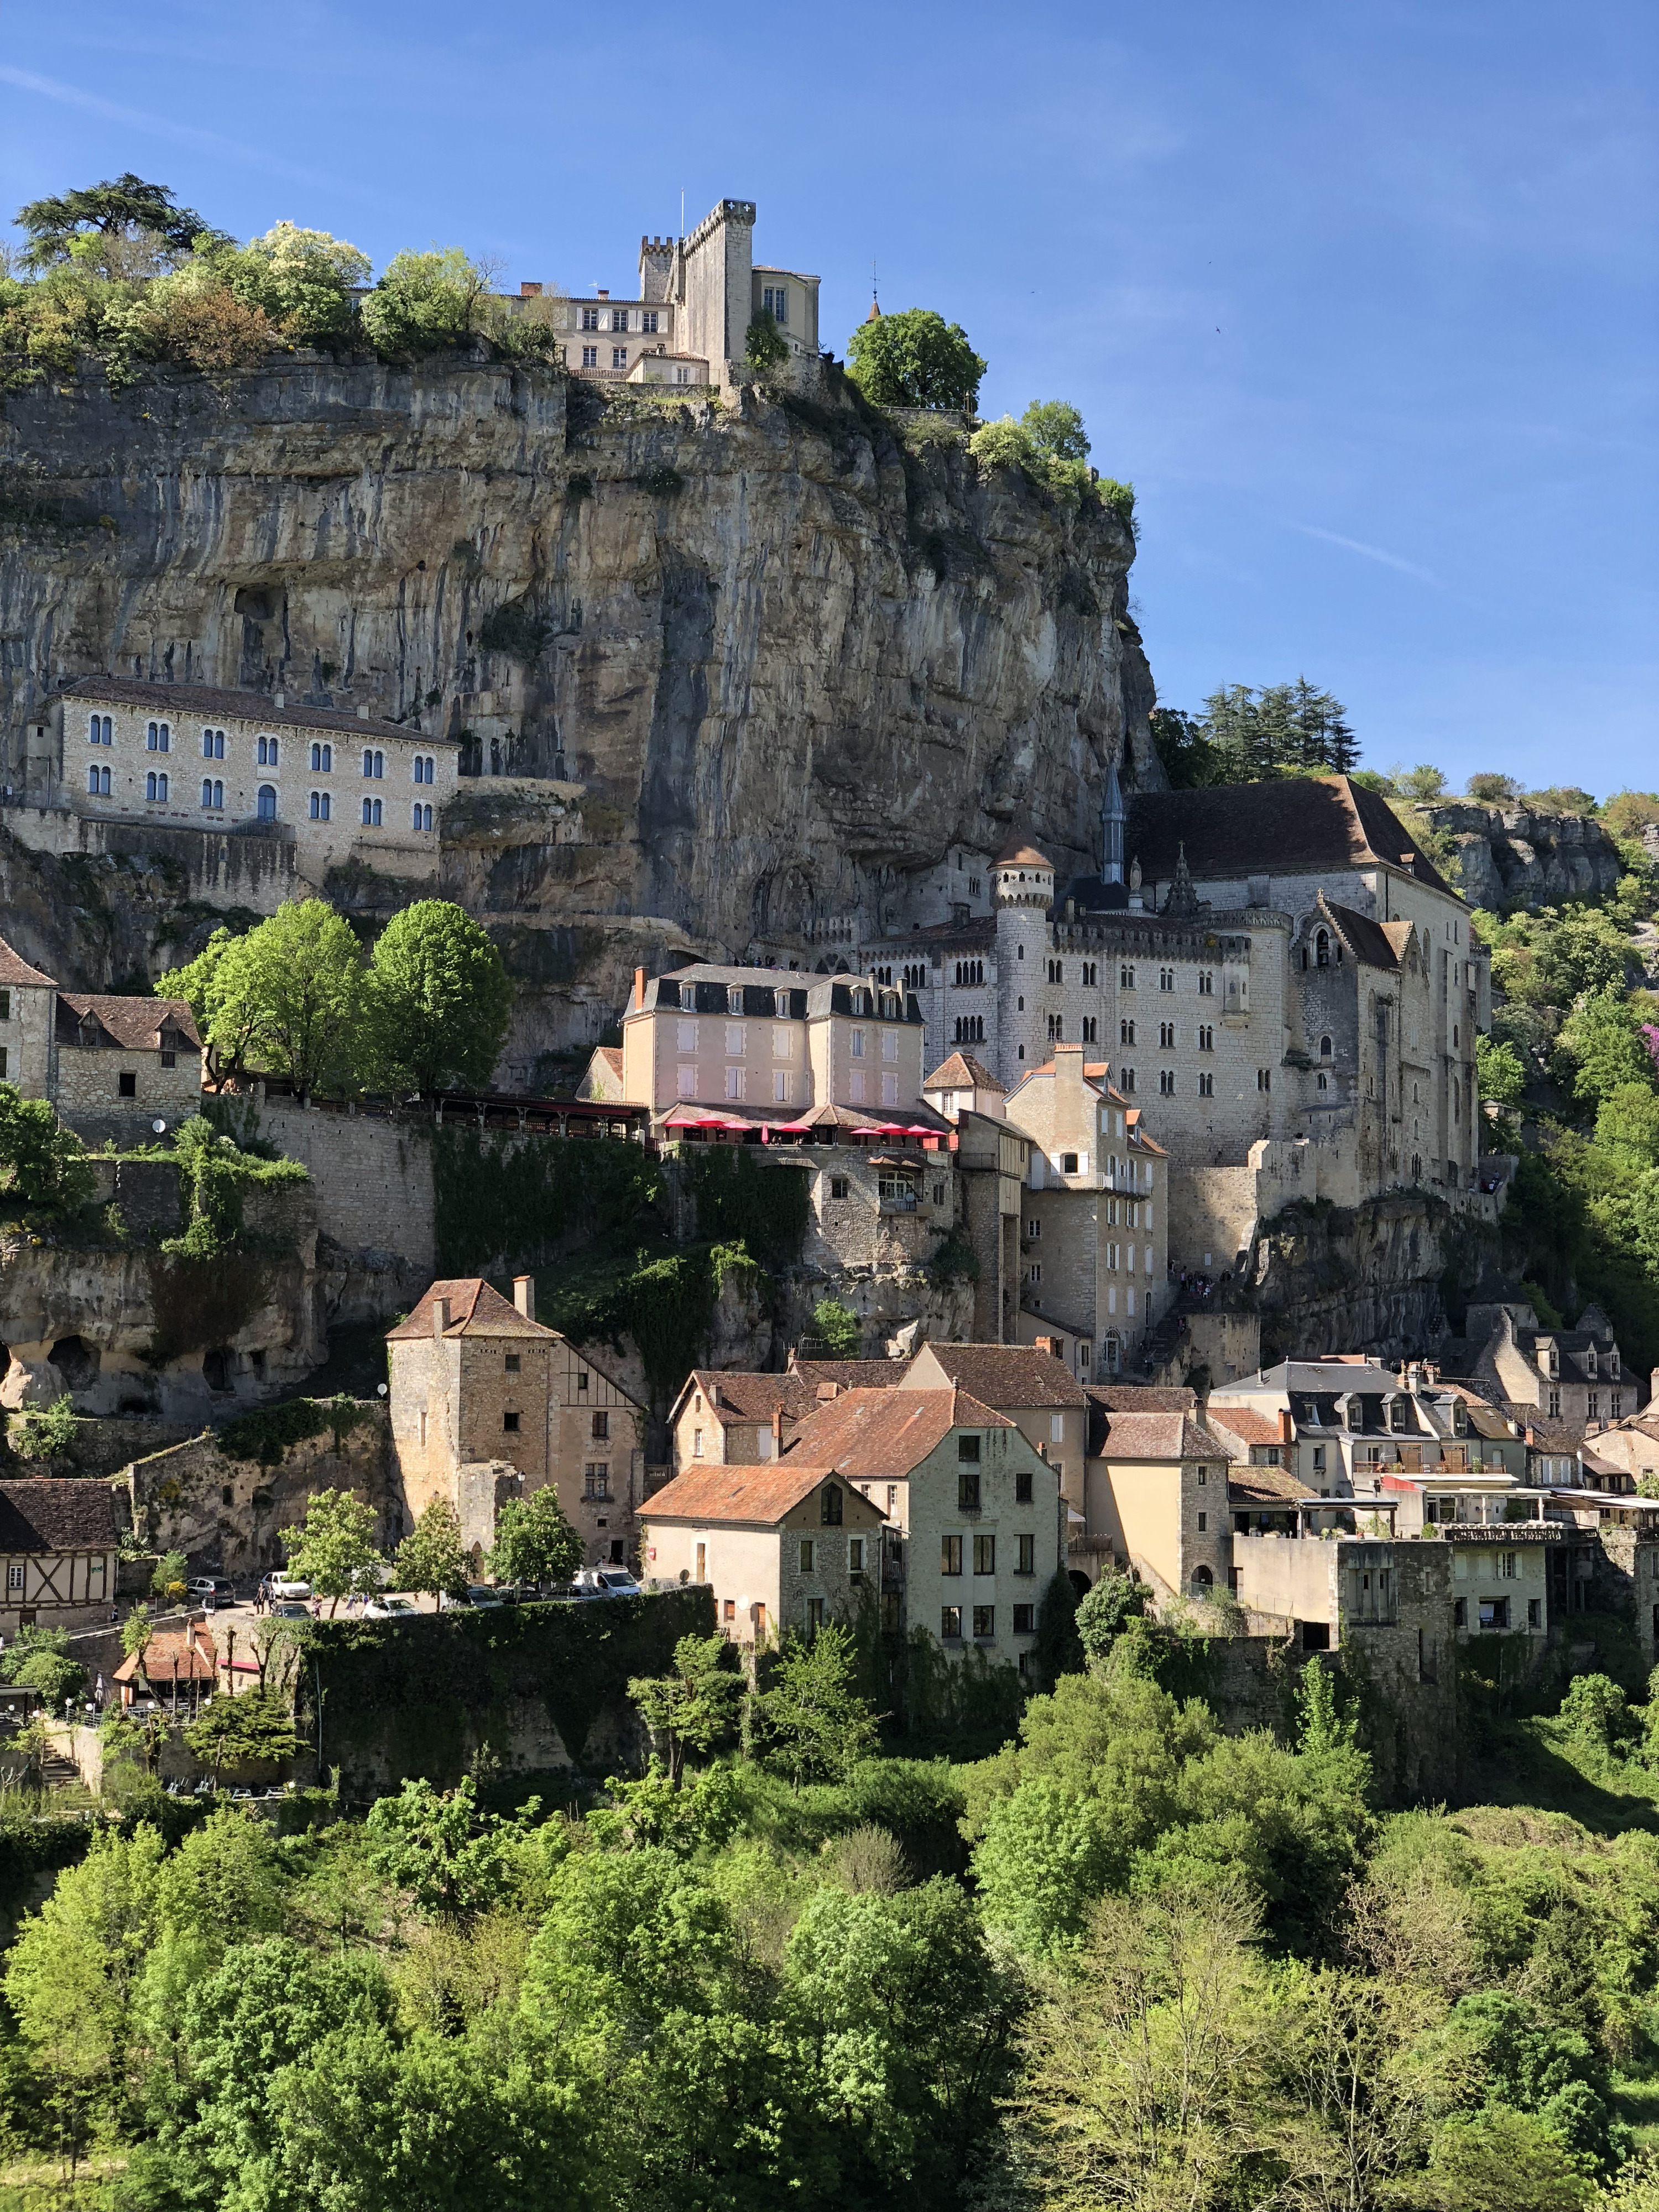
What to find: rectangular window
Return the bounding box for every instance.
[583,1463,610,1498]
[774,1070,792,1103]
[849,1069,865,1103]
[849,1029,865,1057]
[848,1537,865,1573]
[1258,1068,1271,1091]
[725,1022,744,1055]
[641,310,659,333]
[0,1049,6,1077]
[591,1411,609,1441]
[1197,1511,1207,1532]
[612,346,628,369]
[676,1066,696,1098]
[503,1411,520,1432]
[941,1606,962,1640]
[725,1066,744,1100]
[118,1071,137,1098]
[972,1605,994,1639]
[799,1539,815,1572]
[582,307,601,330]
[881,1071,899,1107]
[612,309,628,332]
[581,346,598,367]
[958,1468,981,1510]
[805,1595,825,1634]
[505,1353,520,1373]
[771,1025,792,1059]
[1015,1470,1033,1504]
[1013,1602,1035,1634]
[1016,1533,1035,1574]
[830,1175,849,1199]
[5,1566,19,1593]
[973,1533,995,1575]
[941,1535,963,1575]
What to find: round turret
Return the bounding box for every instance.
[992,839,1054,909]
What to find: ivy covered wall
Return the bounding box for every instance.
[293,1587,715,1799]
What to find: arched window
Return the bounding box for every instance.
[88,765,104,795]
[201,779,223,810]
[363,748,384,779]
[412,802,433,832]
[257,785,277,820]
[309,791,331,821]
[145,721,170,753]
[820,1482,843,1527]
[1316,929,1329,967]
[1319,1034,1333,1058]
[201,728,225,759]
[310,741,332,772]
[362,796,382,826]
[88,714,112,745]
[258,735,279,767]
[145,771,168,802]
[1190,1565,1214,1594]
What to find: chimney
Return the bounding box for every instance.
[772,1405,784,1453]
[1650,1365,1659,1407]
[520,281,543,298]
[633,966,646,1011]
[1278,1407,1294,1446]
[596,289,609,299]
[513,1275,534,1322]
[1034,1334,1057,1357]
[273,688,285,709]
[431,1295,449,1343]
[357,700,371,719]
[816,1383,839,1402]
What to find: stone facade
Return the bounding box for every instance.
[255,1097,437,1277]
[1002,1044,1170,1376]
[509,200,820,389]
[387,1277,648,1570]
[1082,1413,1234,1603]
[0,932,204,1144]
[19,678,454,904]
[126,1409,392,1576]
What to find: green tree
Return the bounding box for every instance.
[360,248,494,357]
[1477,1034,1529,1112]
[809,1297,862,1359]
[363,900,513,1096]
[1468,771,1519,804]
[12,1646,87,1710]
[846,306,986,411]
[1033,1567,1084,1687]
[207,221,369,344]
[121,1606,152,1662]
[9,1391,79,1458]
[206,898,366,1099]
[394,1499,470,1602]
[182,1688,300,1779]
[15,173,211,271]
[486,1486,582,1588]
[744,311,788,370]
[278,1489,382,1616]
[1557,989,1651,1108]
[0,1085,95,1209]
[0,1624,70,1683]
[1075,1569,1149,1662]
[363,1775,521,1918]
[1595,1083,1659,1168]
[151,1548,188,1606]
[628,1632,746,1782]
[1421,2106,1595,2212]
[969,400,1097,502]
[156,925,257,1082]
[1150,706,1224,789]
[1394,763,1450,804]
[754,1622,880,1787]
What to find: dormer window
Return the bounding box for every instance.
[1584,1349,1597,1379]
[1453,1402,1469,1438]
[774,990,789,1018]
[679,983,696,1012]
[1389,1397,1406,1433]
[1316,929,1329,967]
[1345,1398,1362,1432]
[1610,1349,1620,1378]
[728,987,743,1015]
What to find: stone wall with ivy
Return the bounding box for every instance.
[291,1585,714,1798]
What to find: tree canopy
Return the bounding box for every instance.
[15,174,212,270]
[0,1086,93,1210]
[363,900,513,1096]
[393,1499,471,1602]
[277,1489,382,1614]
[1152,679,1360,786]
[845,307,985,411]
[486,1486,582,1587]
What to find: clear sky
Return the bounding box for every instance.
[4,0,1654,795]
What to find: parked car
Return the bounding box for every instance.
[463,1584,505,1609]
[364,1595,418,1620]
[573,1568,642,1598]
[273,1601,311,1620]
[186,1576,235,1604]
[268,1575,311,1600]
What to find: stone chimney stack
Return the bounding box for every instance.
[513,1275,535,1322]
[771,1405,784,1455]
[431,1296,449,1343]
[1278,1407,1294,1446]
[633,966,646,1010]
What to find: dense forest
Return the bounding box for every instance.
[5,1609,1659,2210]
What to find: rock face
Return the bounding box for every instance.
[1,356,1155,1056]
[1421,801,1624,910]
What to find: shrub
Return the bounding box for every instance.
[207,222,368,345]
[360,248,490,358]
[0,1085,95,1210]
[10,1395,78,1460]
[744,313,787,371]
[808,1297,862,1360]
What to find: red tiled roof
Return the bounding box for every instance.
[1229,1466,1316,1505]
[594,1046,623,1077]
[640,1460,886,1526]
[924,1052,1005,1092]
[0,937,55,989]
[1204,1407,1286,1448]
[674,1369,820,1428]
[905,1341,1089,1408]
[58,993,201,1052]
[787,1359,908,1394]
[1319,894,1411,973]
[994,840,1052,868]
[113,1626,219,1684]
[387,1279,554,1341]
[784,1387,1014,1481]
[1091,1411,1226,1462]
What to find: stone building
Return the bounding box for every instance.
[386,1277,647,1571]
[1458,1301,1634,1440]
[0,1479,119,1635]
[506,198,821,388]
[667,1368,820,1477]
[1000,1044,1170,1378]
[859,769,1492,1269]
[639,1461,885,1648]
[780,1384,1061,1672]
[900,1341,1090,1523]
[0,933,201,1144]
[17,678,455,898]
[1078,1402,1238,1603]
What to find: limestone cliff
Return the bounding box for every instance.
[1,356,1154,1055]
[1418,800,1625,911]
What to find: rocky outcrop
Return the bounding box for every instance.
[1420,801,1624,911]
[1,356,1155,1058]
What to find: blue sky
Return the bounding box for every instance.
[4,0,1654,795]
